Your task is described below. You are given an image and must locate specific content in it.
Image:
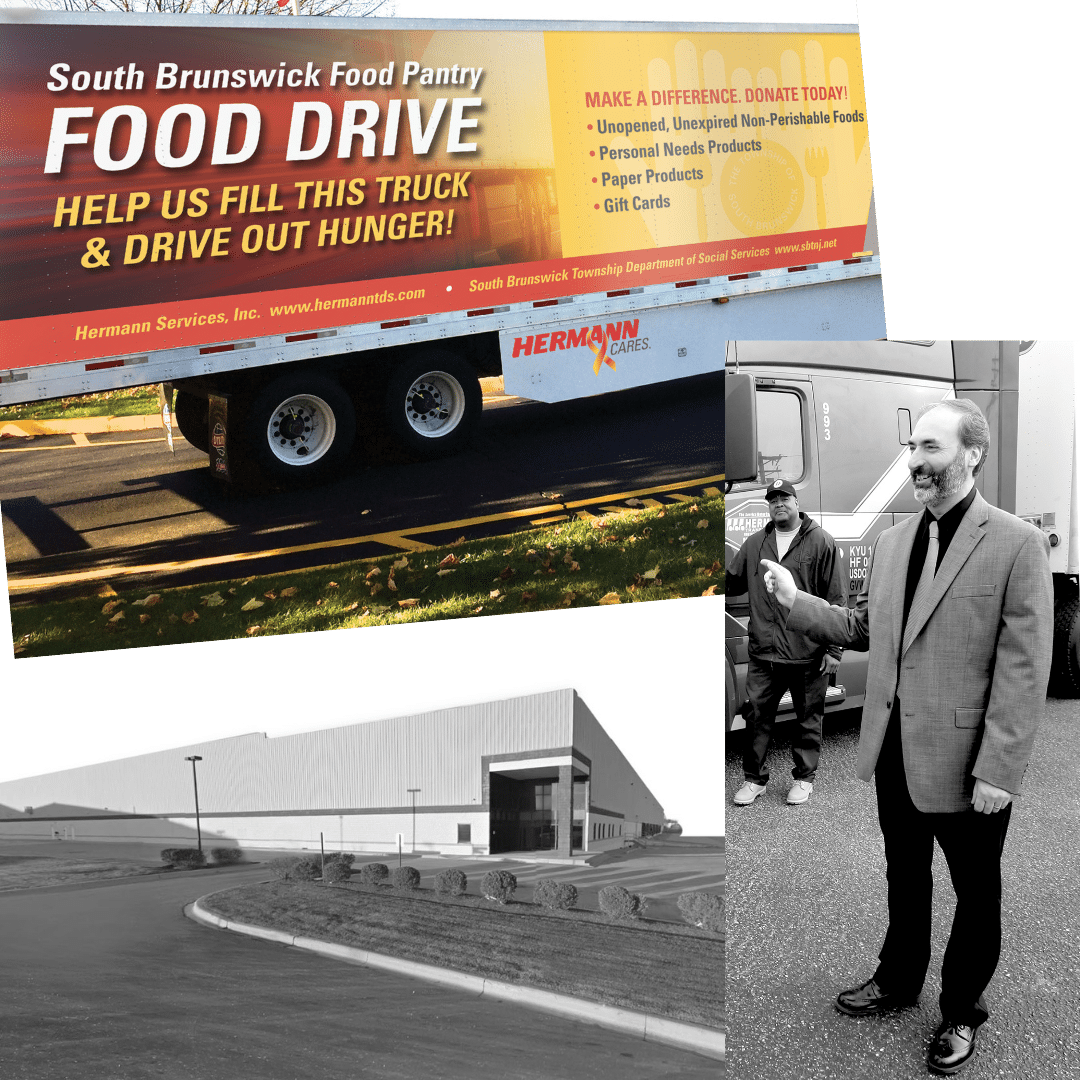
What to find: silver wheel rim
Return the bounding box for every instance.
[402,371,466,439]
[265,393,337,466]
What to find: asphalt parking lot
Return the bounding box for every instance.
[725,695,1080,1080]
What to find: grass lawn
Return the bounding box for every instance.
[0,853,167,891]
[201,879,724,1029]
[12,496,724,657]
[0,387,164,423]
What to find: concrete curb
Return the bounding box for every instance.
[186,897,724,1061]
[0,414,165,438]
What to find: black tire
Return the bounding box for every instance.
[241,372,356,486]
[174,390,210,454]
[383,353,481,459]
[1051,594,1080,697]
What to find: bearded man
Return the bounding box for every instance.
[760,398,1052,1075]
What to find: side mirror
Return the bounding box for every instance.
[725,372,758,484]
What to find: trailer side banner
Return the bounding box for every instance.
[0,18,873,366]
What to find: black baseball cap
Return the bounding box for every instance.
[764,478,798,500]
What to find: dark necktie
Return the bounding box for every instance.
[902,519,939,655]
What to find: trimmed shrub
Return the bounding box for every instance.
[358,862,390,886]
[434,868,468,897]
[160,848,181,865]
[322,859,352,884]
[166,847,206,870]
[677,890,725,933]
[268,857,300,881]
[598,884,648,920]
[210,847,242,865]
[390,865,421,891]
[291,856,322,882]
[481,869,518,904]
[324,852,355,868]
[533,878,579,911]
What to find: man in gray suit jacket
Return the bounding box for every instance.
[761,398,1052,1076]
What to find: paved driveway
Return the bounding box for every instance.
[0,861,723,1080]
[725,696,1080,1080]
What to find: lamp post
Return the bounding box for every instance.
[185,755,203,854]
[407,788,421,854]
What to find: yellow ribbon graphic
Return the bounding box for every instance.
[589,328,616,375]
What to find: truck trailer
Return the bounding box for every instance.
[0,13,883,486]
[724,341,1079,730]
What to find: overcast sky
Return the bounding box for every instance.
[382,1,858,22]
[2,682,725,833]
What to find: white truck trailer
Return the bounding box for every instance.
[0,12,882,486]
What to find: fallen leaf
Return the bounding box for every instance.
[449,536,466,547]
[96,583,118,598]
[182,610,199,624]
[344,602,360,612]
[643,567,661,581]
[597,592,621,605]
[131,594,161,608]
[439,553,459,568]
[398,598,419,608]
[101,600,125,615]
[246,625,262,635]
[541,491,563,500]
[392,557,409,570]
[315,599,324,607]
[264,591,277,600]
[369,583,384,596]
[687,556,695,565]
[327,581,339,589]
[472,605,484,614]
[562,552,575,565]
[241,598,264,611]
[361,508,371,515]
[642,527,652,538]
[525,549,539,561]
[387,576,398,592]
[696,519,709,530]
[139,613,151,624]
[241,577,256,585]
[498,566,514,580]
[568,561,580,571]
[520,591,537,602]
[108,610,125,623]
[503,548,514,556]
[689,503,700,513]
[489,589,501,599]
[228,588,237,595]
[702,584,719,597]
[365,567,382,581]
[657,509,666,518]
[200,592,226,607]
[280,586,298,598]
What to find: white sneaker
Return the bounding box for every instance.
[733,781,767,805]
[787,780,814,805]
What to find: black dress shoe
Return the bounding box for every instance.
[927,1020,976,1074]
[835,977,919,1016]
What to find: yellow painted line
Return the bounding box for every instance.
[364,533,436,553]
[641,499,665,508]
[529,515,570,525]
[1,437,168,454]
[71,433,90,447]
[703,487,722,497]
[666,493,695,503]
[575,511,597,521]
[6,472,725,594]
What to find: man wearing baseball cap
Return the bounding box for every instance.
[727,478,845,806]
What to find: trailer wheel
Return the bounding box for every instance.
[244,373,356,485]
[1051,594,1080,697]
[174,391,210,454]
[384,354,481,458]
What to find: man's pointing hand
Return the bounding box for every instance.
[760,559,797,608]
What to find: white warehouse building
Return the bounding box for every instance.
[0,689,665,858]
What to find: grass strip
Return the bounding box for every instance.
[0,854,166,891]
[0,387,164,423]
[201,880,724,1029]
[12,495,724,657]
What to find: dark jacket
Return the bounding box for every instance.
[727,513,846,663]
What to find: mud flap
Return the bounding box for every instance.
[208,392,231,482]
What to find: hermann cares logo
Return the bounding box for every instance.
[510,317,648,376]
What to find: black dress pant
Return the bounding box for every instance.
[872,703,1011,1027]
[743,657,827,784]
